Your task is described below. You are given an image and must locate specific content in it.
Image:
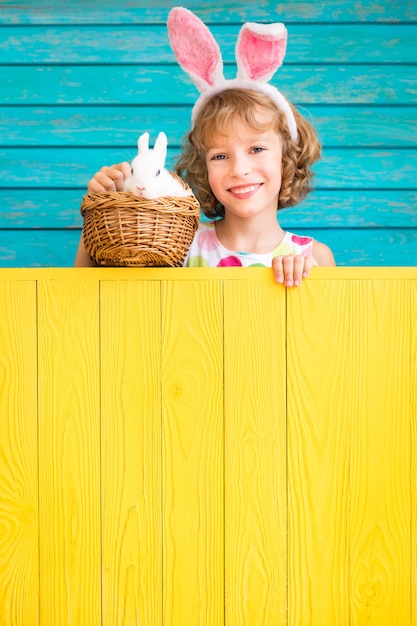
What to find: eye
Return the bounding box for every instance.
[156,169,161,176]
[252,146,265,154]
[211,154,226,161]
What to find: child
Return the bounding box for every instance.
[74,8,335,285]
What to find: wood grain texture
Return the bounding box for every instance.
[161,280,224,625]
[0,190,85,228]
[349,280,411,625]
[0,230,81,268]
[280,190,417,228]
[3,227,417,269]
[2,147,415,189]
[1,24,414,64]
[2,189,416,230]
[2,106,415,148]
[293,228,417,267]
[287,277,413,624]
[1,0,416,24]
[287,280,352,625]
[37,279,101,626]
[412,280,417,624]
[100,280,162,626]
[0,280,38,626]
[1,66,414,106]
[223,278,287,625]
[1,267,417,624]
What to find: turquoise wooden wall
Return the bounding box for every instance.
[0,0,416,267]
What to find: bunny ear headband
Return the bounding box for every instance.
[167,6,298,143]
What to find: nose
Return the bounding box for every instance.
[229,153,251,178]
[136,186,146,196]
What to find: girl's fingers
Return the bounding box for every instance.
[87,162,131,193]
[272,254,318,287]
[272,256,285,284]
[302,255,319,278]
[287,255,306,286]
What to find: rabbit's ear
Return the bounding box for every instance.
[153,132,168,165]
[138,132,149,154]
[236,22,287,83]
[168,7,225,94]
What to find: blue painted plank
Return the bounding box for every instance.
[314,148,417,189]
[280,191,417,229]
[1,228,416,268]
[0,105,415,148]
[0,190,85,229]
[0,105,414,149]
[0,147,415,189]
[310,106,417,148]
[298,228,417,267]
[1,190,416,230]
[1,66,415,106]
[0,229,81,267]
[1,0,416,24]
[1,24,415,64]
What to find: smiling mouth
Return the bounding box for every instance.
[229,183,261,195]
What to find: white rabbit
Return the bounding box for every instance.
[123,131,192,199]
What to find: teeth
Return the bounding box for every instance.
[231,184,258,194]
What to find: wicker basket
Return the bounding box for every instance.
[80,177,200,267]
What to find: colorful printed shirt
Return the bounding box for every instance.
[183,221,314,268]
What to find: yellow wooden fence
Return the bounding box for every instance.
[1,267,416,626]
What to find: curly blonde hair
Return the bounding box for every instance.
[175,88,321,219]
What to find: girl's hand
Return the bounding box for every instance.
[87,162,131,193]
[272,254,318,287]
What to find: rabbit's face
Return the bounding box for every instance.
[127,153,164,198]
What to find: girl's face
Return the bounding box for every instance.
[205,113,283,221]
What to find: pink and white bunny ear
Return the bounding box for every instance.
[167,7,298,143]
[167,7,225,94]
[234,21,297,142]
[236,22,288,83]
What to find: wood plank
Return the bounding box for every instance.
[1,0,416,24]
[287,278,413,624]
[0,280,38,626]
[1,24,415,64]
[2,189,416,230]
[280,190,417,228]
[287,279,352,625]
[161,280,224,625]
[1,66,415,105]
[309,106,417,148]
[0,229,81,267]
[37,278,101,625]
[100,280,162,626]
[0,190,85,229]
[349,279,411,624]
[2,227,417,268]
[314,148,417,188]
[223,278,287,625]
[2,266,417,282]
[1,147,416,189]
[301,228,417,267]
[412,280,417,623]
[1,105,415,147]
